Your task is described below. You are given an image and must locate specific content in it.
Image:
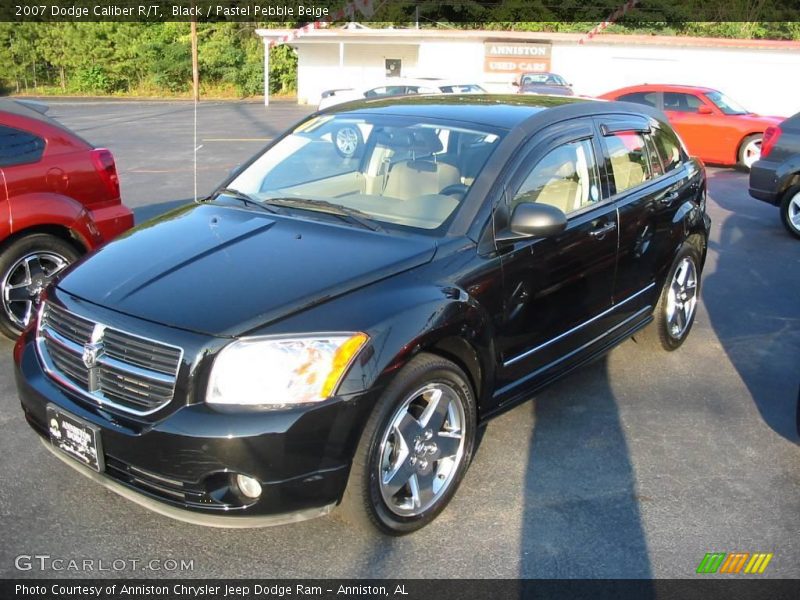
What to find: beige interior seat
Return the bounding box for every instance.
[610,155,645,192]
[381,129,461,200]
[383,159,460,200]
[535,179,579,213]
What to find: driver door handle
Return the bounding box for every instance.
[589,222,617,239]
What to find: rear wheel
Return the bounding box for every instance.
[780,185,800,240]
[337,353,476,535]
[0,234,80,339]
[634,244,701,351]
[737,134,762,170]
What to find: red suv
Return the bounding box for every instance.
[0,100,133,338]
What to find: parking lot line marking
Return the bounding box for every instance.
[127,166,229,173]
[202,138,273,142]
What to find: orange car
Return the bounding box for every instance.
[599,84,785,169]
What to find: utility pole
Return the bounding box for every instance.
[190,19,199,101]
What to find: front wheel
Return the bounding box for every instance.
[0,234,80,339]
[634,244,701,351]
[737,134,762,170]
[780,185,800,240]
[337,353,476,535]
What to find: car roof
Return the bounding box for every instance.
[521,72,561,77]
[361,78,444,88]
[612,84,718,95]
[0,98,57,123]
[0,98,93,147]
[323,94,622,129]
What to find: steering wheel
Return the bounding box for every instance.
[440,183,469,197]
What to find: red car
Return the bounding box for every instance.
[599,84,785,169]
[0,100,133,338]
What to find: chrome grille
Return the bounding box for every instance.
[103,328,181,374]
[36,303,183,416]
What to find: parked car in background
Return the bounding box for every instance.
[514,72,574,96]
[16,95,709,535]
[749,111,800,239]
[0,99,133,338]
[318,78,486,110]
[599,84,785,169]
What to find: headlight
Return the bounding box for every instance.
[206,333,369,407]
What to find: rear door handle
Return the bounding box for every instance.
[589,222,617,239]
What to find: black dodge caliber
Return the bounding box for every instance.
[15,95,710,534]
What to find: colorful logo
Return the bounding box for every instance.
[696,552,773,574]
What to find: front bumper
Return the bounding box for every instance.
[15,328,375,526]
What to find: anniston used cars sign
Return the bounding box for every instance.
[484,41,552,75]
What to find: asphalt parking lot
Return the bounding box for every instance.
[0,100,798,579]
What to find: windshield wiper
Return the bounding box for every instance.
[264,197,384,232]
[215,188,281,214]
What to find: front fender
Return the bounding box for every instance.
[261,271,497,412]
[348,284,496,408]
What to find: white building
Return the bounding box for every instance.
[256,27,800,117]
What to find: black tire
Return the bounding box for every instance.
[333,125,363,159]
[337,352,477,535]
[0,234,80,339]
[737,133,762,171]
[634,244,701,352]
[779,185,800,240]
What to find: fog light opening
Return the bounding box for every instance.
[235,474,262,499]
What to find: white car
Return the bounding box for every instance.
[318,78,486,110]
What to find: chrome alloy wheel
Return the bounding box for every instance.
[665,256,698,340]
[335,127,359,157]
[1,252,69,329]
[377,382,466,517]
[787,190,800,235]
[742,138,761,169]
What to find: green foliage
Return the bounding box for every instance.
[74,66,113,93]
[269,45,298,95]
[0,20,796,98]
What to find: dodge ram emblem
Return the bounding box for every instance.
[82,341,103,369]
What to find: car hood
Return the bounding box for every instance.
[57,203,437,337]
[738,113,785,126]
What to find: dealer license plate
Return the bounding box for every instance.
[47,404,105,472]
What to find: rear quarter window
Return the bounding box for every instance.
[618,92,658,108]
[0,125,46,167]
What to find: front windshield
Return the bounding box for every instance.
[705,90,749,115]
[227,115,503,231]
[521,73,566,86]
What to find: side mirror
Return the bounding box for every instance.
[229,164,242,177]
[697,105,713,115]
[496,202,567,243]
[511,80,519,87]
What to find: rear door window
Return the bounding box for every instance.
[602,131,652,194]
[0,125,45,167]
[643,134,665,178]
